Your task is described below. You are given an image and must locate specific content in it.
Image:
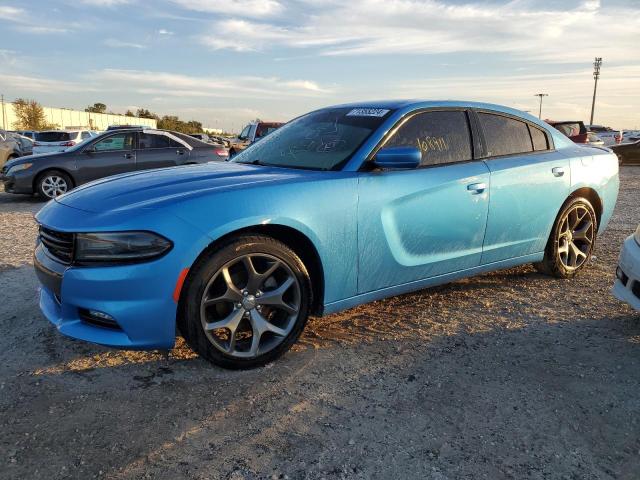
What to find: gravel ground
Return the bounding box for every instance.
[1,167,639,480]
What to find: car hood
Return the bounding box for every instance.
[55,162,321,213]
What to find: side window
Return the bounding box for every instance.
[478,113,533,157]
[384,110,473,167]
[529,125,549,151]
[81,131,91,139]
[92,133,134,152]
[239,126,251,139]
[138,133,180,149]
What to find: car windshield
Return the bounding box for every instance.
[232,107,394,170]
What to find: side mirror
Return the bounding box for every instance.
[373,146,421,169]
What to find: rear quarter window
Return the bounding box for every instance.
[529,125,550,151]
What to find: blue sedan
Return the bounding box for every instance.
[34,101,619,369]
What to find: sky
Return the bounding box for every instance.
[0,0,639,132]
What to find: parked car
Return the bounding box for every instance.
[188,133,229,158]
[611,140,640,165]
[622,130,640,143]
[32,100,619,369]
[0,130,22,168]
[228,121,284,157]
[613,224,640,311]
[33,130,97,155]
[586,125,623,146]
[547,120,588,143]
[1,128,227,199]
[9,132,34,156]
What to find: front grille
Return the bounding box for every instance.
[39,226,74,264]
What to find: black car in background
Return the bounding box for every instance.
[611,140,640,165]
[1,128,227,200]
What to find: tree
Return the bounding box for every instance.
[125,110,135,117]
[12,98,58,130]
[135,108,158,120]
[85,102,107,114]
[157,115,202,134]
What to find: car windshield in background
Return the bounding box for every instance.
[36,132,73,142]
[232,107,394,170]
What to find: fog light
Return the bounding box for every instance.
[78,308,121,330]
[616,267,628,286]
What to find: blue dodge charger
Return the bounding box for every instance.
[34,100,619,369]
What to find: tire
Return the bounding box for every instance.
[36,170,73,200]
[178,235,312,369]
[534,197,597,278]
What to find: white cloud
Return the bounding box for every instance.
[198,0,639,63]
[157,29,174,35]
[96,69,331,97]
[0,6,24,21]
[171,0,283,17]
[103,38,147,49]
[78,0,131,5]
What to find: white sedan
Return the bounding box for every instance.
[613,225,640,311]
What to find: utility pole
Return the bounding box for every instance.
[1,94,5,130]
[590,57,602,125]
[534,93,548,119]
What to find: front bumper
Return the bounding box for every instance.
[612,234,640,311]
[1,172,35,194]
[35,242,180,350]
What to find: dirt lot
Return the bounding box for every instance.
[1,167,639,480]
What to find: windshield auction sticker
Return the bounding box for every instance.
[346,108,390,117]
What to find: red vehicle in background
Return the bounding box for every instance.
[547,120,589,143]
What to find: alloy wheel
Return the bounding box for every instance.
[557,204,595,271]
[200,253,301,358]
[41,175,68,198]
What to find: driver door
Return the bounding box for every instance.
[357,110,490,293]
[76,132,137,184]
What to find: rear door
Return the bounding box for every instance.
[476,111,571,264]
[357,109,491,293]
[75,131,137,183]
[135,132,189,170]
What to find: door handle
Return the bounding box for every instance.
[552,167,565,177]
[176,149,185,155]
[123,153,133,159]
[467,182,487,193]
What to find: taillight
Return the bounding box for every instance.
[213,148,228,156]
[61,141,76,147]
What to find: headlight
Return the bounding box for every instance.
[634,225,640,246]
[74,231,172,264]
[6,163,32,175]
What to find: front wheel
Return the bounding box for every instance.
[535,197,597,278]
[178,235,312,369]
[36,170,73,200]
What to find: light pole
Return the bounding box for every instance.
[589,57,602,125]
[534,93,548,119]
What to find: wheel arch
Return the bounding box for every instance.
[184,223,325,316]
[567,187,603,229]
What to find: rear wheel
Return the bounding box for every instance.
[36,170,73,200]
[535,197,597,278]
[178,235,312,369]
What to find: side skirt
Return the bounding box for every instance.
[322,252,544,315]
